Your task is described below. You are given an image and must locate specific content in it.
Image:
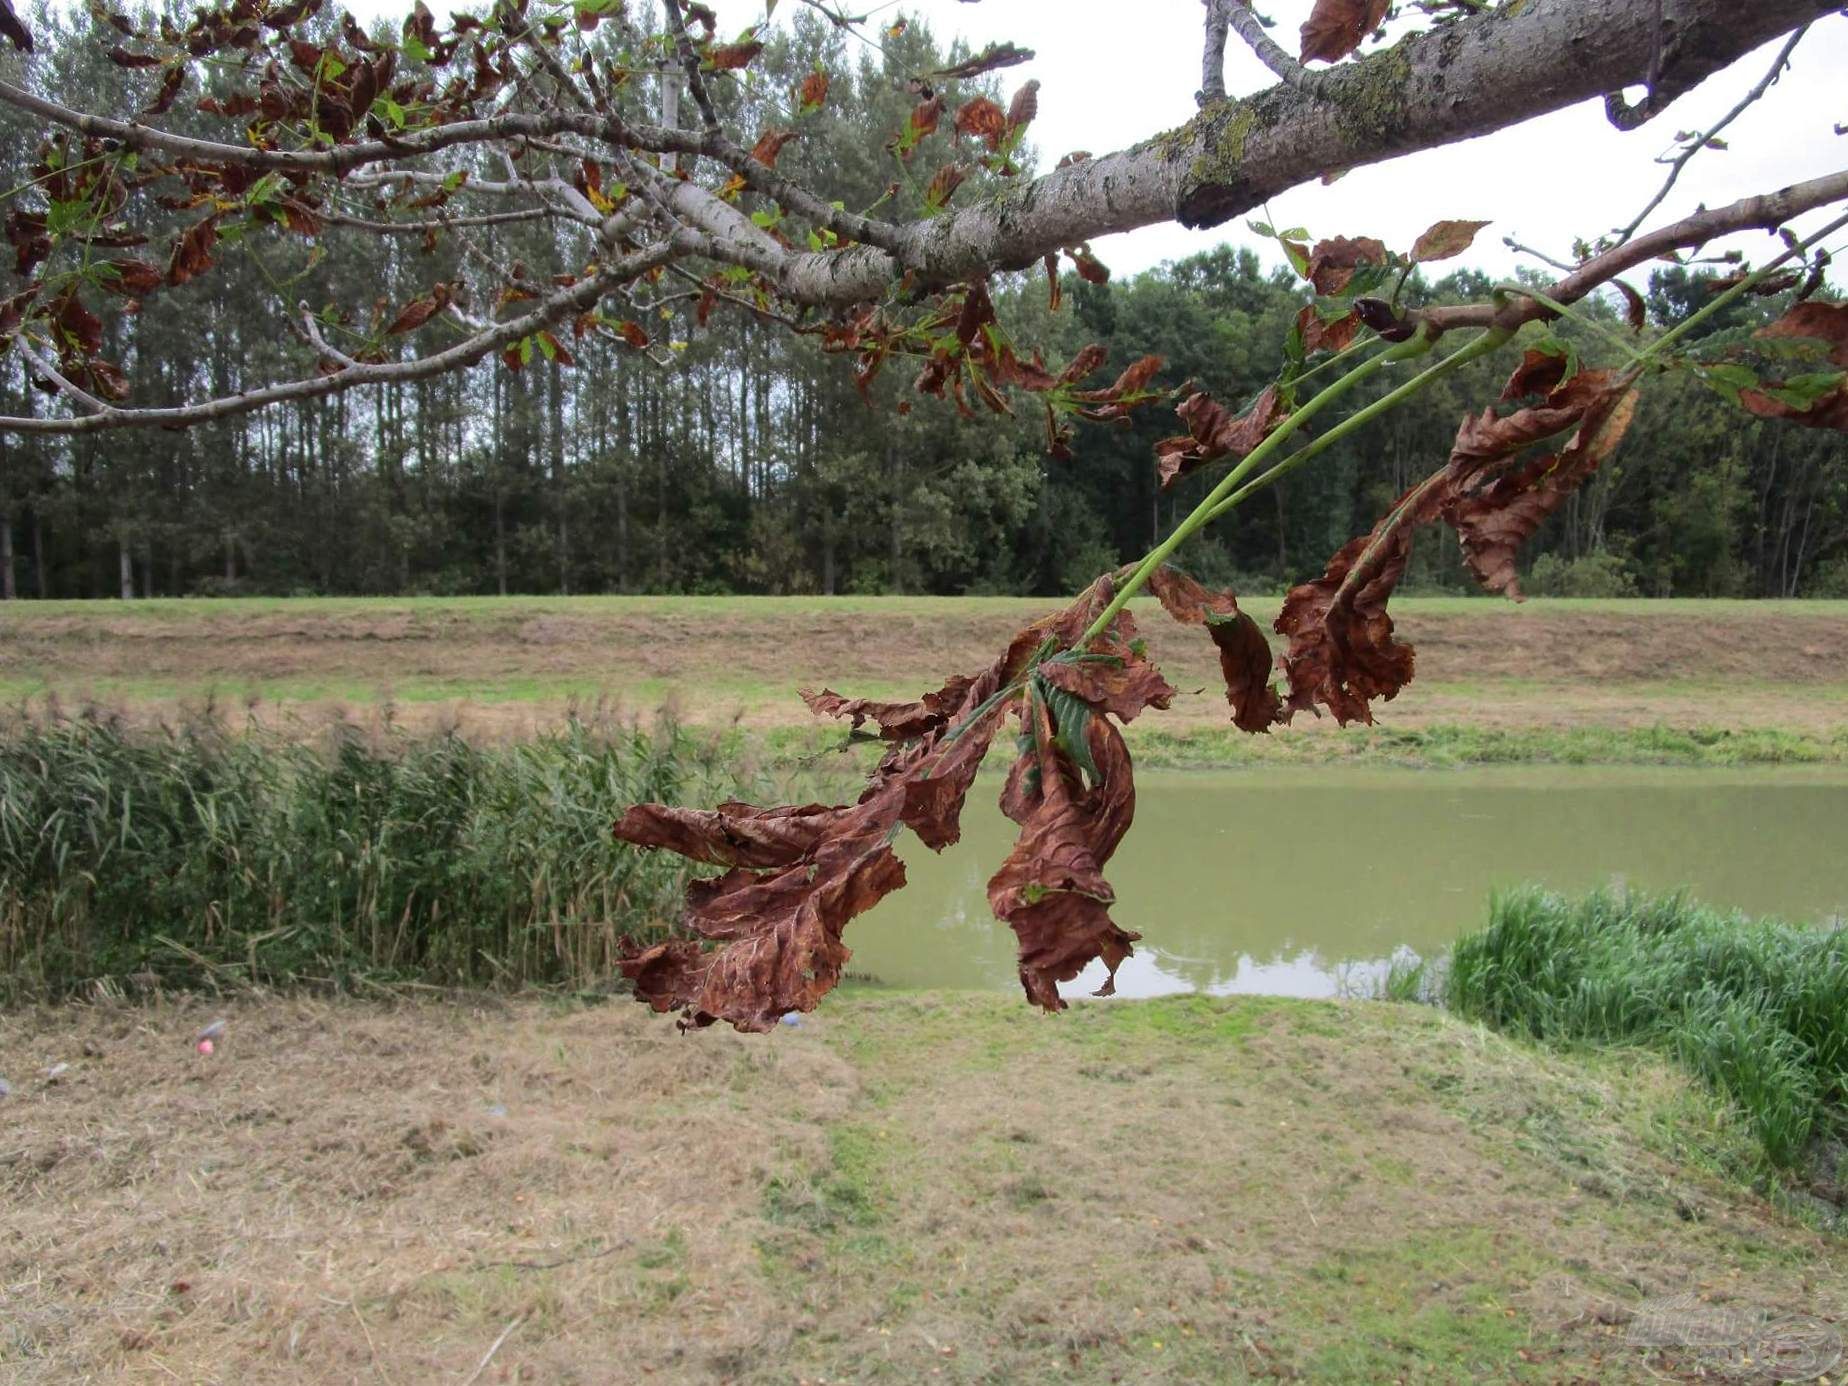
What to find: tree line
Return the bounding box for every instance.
[1,7,1842,602]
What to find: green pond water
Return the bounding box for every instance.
[847,766,1848,1001]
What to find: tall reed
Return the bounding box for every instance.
[1446,886,1848,1168]
[0,706,748,998]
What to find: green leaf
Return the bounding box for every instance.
[1761,371,1845,411]
[1034,674,1101,786]
[1696,362,1760,405]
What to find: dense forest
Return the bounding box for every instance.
[1,6,1843,602]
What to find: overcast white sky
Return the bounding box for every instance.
[911,2,1848,280]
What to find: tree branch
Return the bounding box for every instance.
[756,0,1837,306]
[1612,24,1810,244]
[0,240,687,434]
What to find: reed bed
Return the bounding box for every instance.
[1445,886,1848,1168]
[0,704,749,999]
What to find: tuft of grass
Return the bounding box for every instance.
[1444,887,1848,1169]
[0,706,750,1000]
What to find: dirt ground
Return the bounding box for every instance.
[3,992,1841,1384]
[4,595,1847,739]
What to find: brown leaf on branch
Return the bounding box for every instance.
[749,129,796,168]
[1299,304,1360,355]
[1154,385,1287,489]
[383,282,451,334]
[932,41,1034,80]
[1037,644,1175,725]
[1146,567,1284,734]
[988,690,1139,1008]
[907,94,944,144]
[1300,0,1390,64]
[166,215,219,286]
[707,40,764,72]
[1006,79,1039,133]
[617,806,908,1031]
[6,209,50,277]
[1409,219,1491,264]
[1444,385,1639,598]
[796,70,829,110]
[1305,236,1387,296]
[923,162,967,210]
[1737,301,1848,432]
[103,258,164,295]
[953,96,1009,151]
[1441,364,1639,598]
[1071,354,1164,421]
[801,678,976,740]
[1276,517,1420,727]
[1069,245,1110,285]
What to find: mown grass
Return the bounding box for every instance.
[7,990,1830,1383]
[0,708,752,1001]
[1446,887,1848,1171]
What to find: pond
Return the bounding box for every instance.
[848,766,1848,1000]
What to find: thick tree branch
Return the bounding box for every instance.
[761,0,1836,306]
[1420,168,1848,336]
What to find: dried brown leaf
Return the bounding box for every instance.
[1300,0,1389,64]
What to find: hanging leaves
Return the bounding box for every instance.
[953,96,1009,151]
[796,70,829,112]
[1275,518,1421,726]
[1153,385,1288,489]
[166,216,219,286]
[749,129,795,168]
[988,689,1140,1008]
[1735,302,1848,432]
[1300,0,1390,64]
[616,572,1162,1028]
[1146,567,1284,734]
[1443,378,1640,598]
[383,281,453,334]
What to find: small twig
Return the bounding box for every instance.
[15,337,109,414]
[1501,236,1579,273]
[1198,0,1231,107]
[1611,25,1809,245]
[1220,0,1333,98]
[461,1315,524,1386]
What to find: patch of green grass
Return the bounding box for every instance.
[1124,722,1848,769]
[1291,1229,1546,1382]
[1445,887,1848,1170]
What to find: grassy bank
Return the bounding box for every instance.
[1443,889,1848,1178]
[0,711,754,1001]
[5,594,1846,754]
[2,991,1839,1383]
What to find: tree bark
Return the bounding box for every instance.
[118,536,134,599]
[1,505,14,600]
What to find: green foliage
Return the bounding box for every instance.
[1522,550,1639,598]
[1445,887,1848,1168]
[0,710,747,999]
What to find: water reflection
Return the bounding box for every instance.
[849,766,1848,1001]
